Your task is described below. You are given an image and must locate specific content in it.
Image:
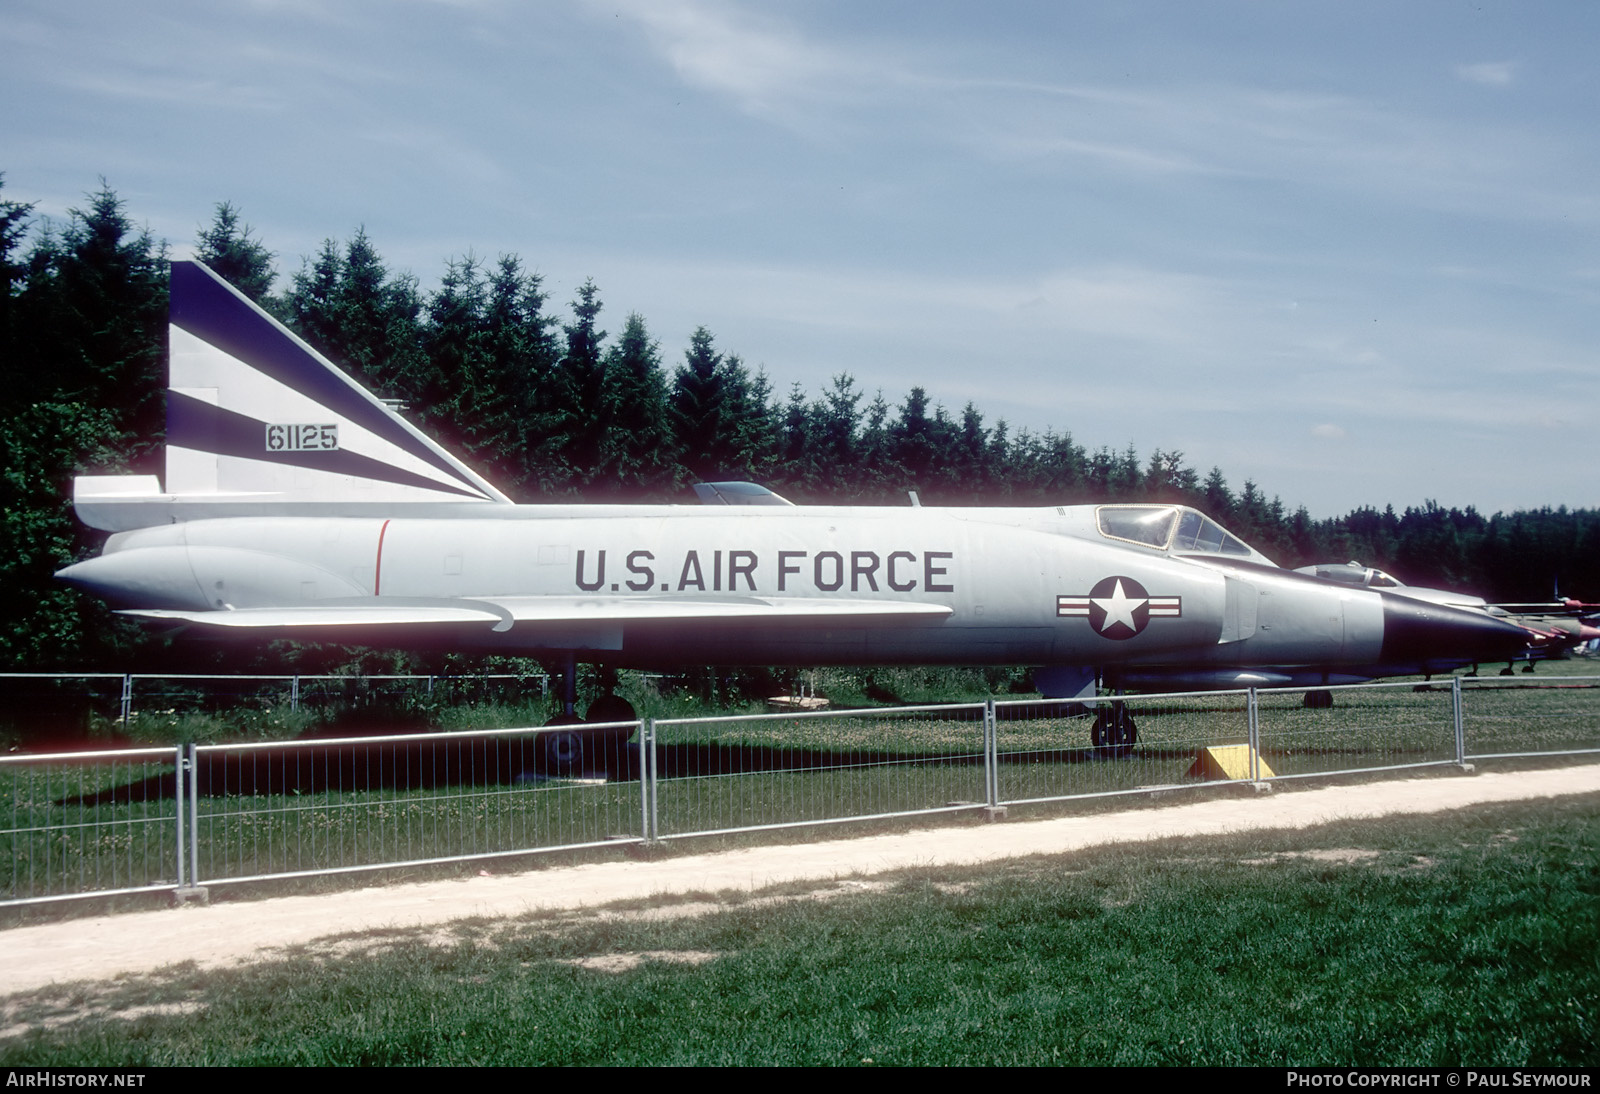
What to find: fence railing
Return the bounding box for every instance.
[648,703,989,840]
[186,724,644,886]
[3,675,1596,907]
[1459,676,1600,760]
[3,746,186,906]
[0,672,553,740]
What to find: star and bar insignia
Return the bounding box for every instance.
[1057,575,1181,640]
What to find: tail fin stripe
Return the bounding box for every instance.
[167,392,489,500]
[169,262,506,502]
[169,326,477,495]
[171,264,423,442]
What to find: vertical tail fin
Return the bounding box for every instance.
[166,260,510,505]
[75,260,511,531]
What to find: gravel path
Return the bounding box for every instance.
[3,764,1596,997]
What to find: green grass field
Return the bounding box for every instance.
[0,792,1595,1066]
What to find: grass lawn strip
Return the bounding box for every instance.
[0,782,1594,1065]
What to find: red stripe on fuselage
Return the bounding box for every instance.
[374,519,391,595]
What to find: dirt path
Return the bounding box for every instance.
[3,764,1596,997]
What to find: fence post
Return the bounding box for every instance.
[174,745,187,890]
[1452,675,1466,766]
[171,742,208,903]
[644,718,659,842]
[1247,688,1260,782]
[187,743,201,889]
[979,697,992,806]
[289,674,299,714]
[120,674,133,730]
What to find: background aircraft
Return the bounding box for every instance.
[55,262,1532,767]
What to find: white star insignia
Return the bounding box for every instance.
[1092,578,1146,633]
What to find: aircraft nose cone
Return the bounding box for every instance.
[54,558,118,597]
[1379,595,1532,668]
[54,549,206,611]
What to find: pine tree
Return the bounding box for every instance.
[481,255,560,494]
[1024,428,1087,501]
[817,373,863,483]
[553,279,607,486]
[953,402,989,500]
[284,238,343,357]
[598,312,674,494]
[733,363,777,476]
[282,229,423,407]
[0,180,166,668]
[1145,449,1199,505]
[1202,466,1235,521]
[857,389,894,500]
[14,181,168,467]
[891,386,937,492]
[776,380,818,493]
[0,175,34,353]
[194,202,274,302]
[421,253,490,470]
[670,326,729,477]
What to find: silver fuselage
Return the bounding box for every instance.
[65,503,1473,678]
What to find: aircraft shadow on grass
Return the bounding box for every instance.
[56,734,1390,807]
[54,731,1226,806]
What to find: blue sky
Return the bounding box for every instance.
[4,0,1597,519]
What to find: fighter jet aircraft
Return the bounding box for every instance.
[55,262,1532,764]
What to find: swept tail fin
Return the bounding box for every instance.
[165,260,509,505]
[76,260,511,531]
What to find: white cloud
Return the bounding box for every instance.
[597,5,1589,228]
[598,0,868,117]
[1456,60,1516,87]
[1311,424,1346,440]
[49,70,286,110]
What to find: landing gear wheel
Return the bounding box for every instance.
[542,713,587,776]
[543,730,584,775]
[1091,705,1137,757]
[584,694,638,726]
[582,696,638,769]
[1303,689,1334,709]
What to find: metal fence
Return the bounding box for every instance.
[993,692,1252,805]
[0,671,552,741]
[647,703,989,840]
[3,675,1596,907]
[1460,676,1600,760]
[186,724,645,886]
[3,746,186,906]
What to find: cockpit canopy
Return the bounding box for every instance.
[692,481,795,506]
[1294,561,1403,589]
[1095,505,1266,561]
